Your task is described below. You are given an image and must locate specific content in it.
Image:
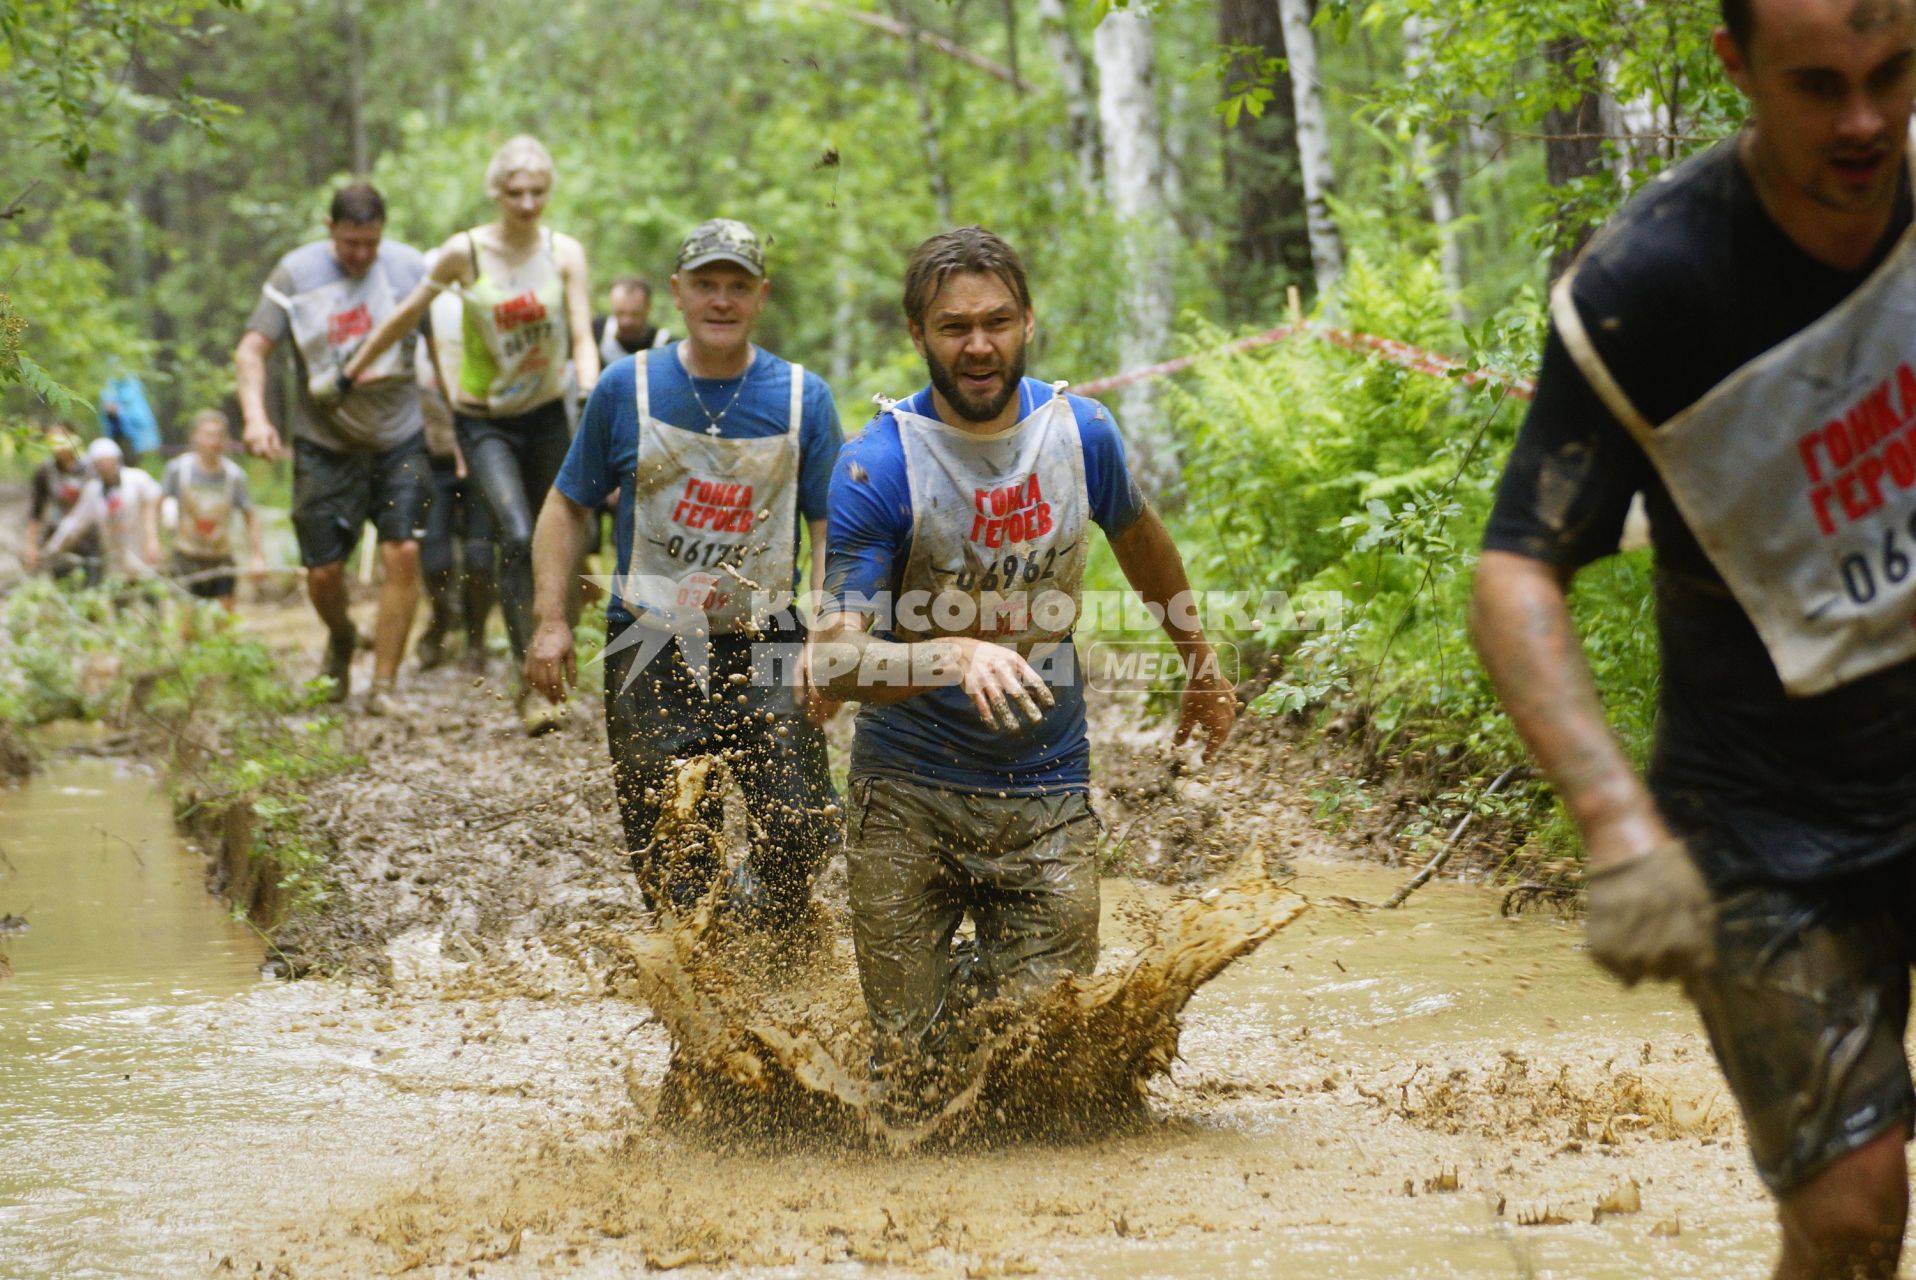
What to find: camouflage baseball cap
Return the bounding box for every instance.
[676,218,765,276]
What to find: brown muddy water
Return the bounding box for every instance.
[2,761,1791,1278]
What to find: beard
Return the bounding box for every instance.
[926,338,1028,424]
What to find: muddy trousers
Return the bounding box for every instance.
[419,455,497,651]
[453,401,570,663]
[603,620,840,920]
[845,776,1100,1066]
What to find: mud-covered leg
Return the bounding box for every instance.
[604,628,723,911]
[967,792,1101,1002]
[846,777,966,1083]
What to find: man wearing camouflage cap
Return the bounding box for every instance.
[526,218,844,934]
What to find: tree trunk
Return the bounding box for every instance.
[1403,15,1462,309]
[1094,7,1179,499]
[893,0,954,223]
[1216,0,1309,318]
[1037,0,1101,200]
[1543,36,1604,280]
[339,0,370,174]
[1276,0,1342,300]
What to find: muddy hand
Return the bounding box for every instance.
[1174,656,1236,763]
[956,637,1053,731]
[524,618,577,704]
[1584,838,1715,986]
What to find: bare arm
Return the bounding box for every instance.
[234,330,284,461]
[806,517,827,597]
[1468,550,1669,870]
[21,517,42,570]
[559,235,599,394]
[524,488,595,702]
[1107,505,1236,761]
[344,245,466,382]
[243,507,266,573]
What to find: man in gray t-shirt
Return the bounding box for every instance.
[234,181,429,714]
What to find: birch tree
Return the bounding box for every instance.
[1037,0,1101,202]
[1276,0,1343,299]
[1094,5,1180,498]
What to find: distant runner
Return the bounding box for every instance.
[161,409,265,613]
[592,274,671,362]
[805,227,1235,1109]
[525,218,843,930]
[235,181,430,715]
[348,134,597,734]
[43,438,162,581]
[21,426,98,582]
[413,262,496,671]
[1473,2,1916,1276]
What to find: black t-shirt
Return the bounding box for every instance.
[1484,137,1916,884]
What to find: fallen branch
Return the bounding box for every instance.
[792,0,1032,92]
[1380,765,1524,909]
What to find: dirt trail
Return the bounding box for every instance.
[3,600,1790,1278]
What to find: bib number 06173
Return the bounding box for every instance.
[1838,513,1916,605]
[664,534,748,571]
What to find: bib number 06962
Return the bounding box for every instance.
[1838,513,1916,605]
[954,547,1059,593]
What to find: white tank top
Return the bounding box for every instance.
[1555,176,1916,695]
[885,382,1088,648]
[456,229,569,416]
[621,355,803,634]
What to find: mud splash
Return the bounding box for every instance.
[589,756,1308,1153]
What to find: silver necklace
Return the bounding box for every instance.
[687,371,748,436]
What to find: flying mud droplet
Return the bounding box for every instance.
[585,755,1308,1153]
[1593,1177,1642,1222]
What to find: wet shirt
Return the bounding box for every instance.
[245,239,428,453]
[556,344,842,625]
[161,455,252,560]
[1484,138,1916,884]
[825,380,1146,795]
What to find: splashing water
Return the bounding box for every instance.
[588,755,1309,1153]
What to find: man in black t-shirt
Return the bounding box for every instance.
[1474,2,1916,1275]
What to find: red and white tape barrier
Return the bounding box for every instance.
[1074,322,1536,402]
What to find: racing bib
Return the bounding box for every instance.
[889,382,1088,648]
[623,354,802,635]
[1554,212,1916,695]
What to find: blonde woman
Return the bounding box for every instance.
[350,135,595,730]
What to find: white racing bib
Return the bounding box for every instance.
[1554,210,1916,695]
[171,459,242,559]
[261,265,410,442]
[888,382,1088,647]
[623,355,802,635]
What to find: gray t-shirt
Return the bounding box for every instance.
[246,239,427,452]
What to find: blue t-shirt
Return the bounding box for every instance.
[825,378,1147,794]
[556,343,842,624]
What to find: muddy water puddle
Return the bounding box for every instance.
[2,783,1788,1280]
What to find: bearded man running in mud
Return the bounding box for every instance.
[524,218,844,931]
[805,226,1236,1109]
[1473,2,1916,1276]
[236,182,430,714]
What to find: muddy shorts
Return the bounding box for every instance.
[291,432,431,569]
[170,551,236,600]
[602,614,840,918]
[1684,849,1916,1193]
[845,774,1100,1066]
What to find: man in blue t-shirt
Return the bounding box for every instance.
[525,219,843,930]
[807,226,1235,1098]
